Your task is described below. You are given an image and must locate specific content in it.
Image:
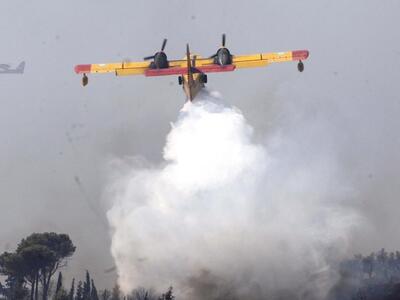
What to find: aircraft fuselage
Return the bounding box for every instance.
[182,73,205,102]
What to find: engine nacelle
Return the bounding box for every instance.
[149,52,169,69]
[214,48,232,66]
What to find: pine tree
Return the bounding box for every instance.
[56,272,63,295]
[91,280,99,300]
[83,271,91,300]
[69,278,75,300]
[159,287,174,300]
[54,288,69,300]
[75,281,83,300]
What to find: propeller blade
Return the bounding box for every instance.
[192,55,197,67]
[143,55,155,60]
[209,53,218,59]
[161,38,167,51]
[186,44,190,61]
[222,33,226,47]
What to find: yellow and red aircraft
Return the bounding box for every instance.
[74,34,309,101]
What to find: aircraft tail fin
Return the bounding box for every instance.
[16,61,25,73]
[186,44,194,101]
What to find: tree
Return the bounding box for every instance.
[159,287,174,300]
[91,280,99,300]
[164,287,174,300]
[0,232,76,300]
[16,233,76,300]
[2,274,28,299]
[83,271,91,300]
[129,287,157,300]
[75,281,83,300]
[362,254,374,279]
[68,279,75,300]
[53,272,69,300]
[54,288,69,300]
[0,251,30,299]
[111,284,121,300]
[0,281,4,297]
[100,289,111,300]
[55,272,63,295]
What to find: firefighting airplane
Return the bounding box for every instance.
[0,61,25,74]
[74,34,309,101]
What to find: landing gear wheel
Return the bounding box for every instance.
[297,60,304,72]
[178,76,183,85]
[82,74,88,86]
[201,74,208,83]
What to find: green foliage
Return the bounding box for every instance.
[2,275,28,299]
[83,271,91,300]
[100,289,111,300]
[0,232,76,300]
[75,281,83,300]
[335,249,400,300]
[68,278,75,300]
[67,271,100,300]
[17,232,76,267]
[56,272,63,295]
[128,287,157,300]
[159,287,174,300]
[54,288,69,300]
[91,280,99,300]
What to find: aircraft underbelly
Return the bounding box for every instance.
[183,74,204,101]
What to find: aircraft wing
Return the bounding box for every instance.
[74,50,308,77]
[145,58,236,76]
[75,58,236,77]
[232,50,309,69]
[74,61,151,76]
[141,50,309,76]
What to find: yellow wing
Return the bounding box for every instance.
[75,57,217,77]
[74,61,152,76]
[74,50,309,77]
[232,50,309,69]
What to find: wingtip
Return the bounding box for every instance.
[292,50,309,61]
[74,64,91,74]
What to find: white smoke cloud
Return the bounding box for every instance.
[106,90,361,299]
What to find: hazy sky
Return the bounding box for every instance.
[1,0,399,290]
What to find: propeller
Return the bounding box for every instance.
[161,38,167,51]
[192,55,197,67]
[210,34,227,58]
[144,38,167,60]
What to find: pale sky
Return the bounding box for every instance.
[1,0,400,289]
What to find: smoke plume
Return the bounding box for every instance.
[106,90,361,299]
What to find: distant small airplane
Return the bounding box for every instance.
[0,61,25,74]
[74,34,309,101]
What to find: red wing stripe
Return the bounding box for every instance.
[195,65,235,73]
[145,67,187,76]
[292,50,309,61]
[145,65,236,77]
[74,64,92,74]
